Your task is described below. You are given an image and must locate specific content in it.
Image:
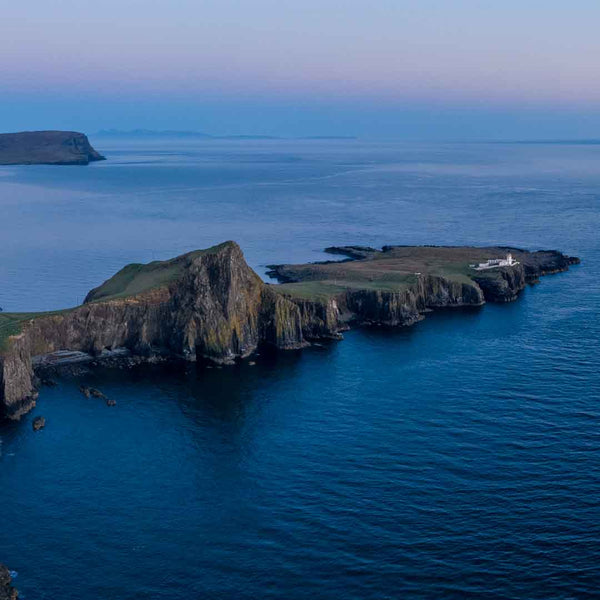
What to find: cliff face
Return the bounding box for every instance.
[342,274,484,327]
[283,275,484,338]
[471,264,527,302]
[0,131,105,165]
[269,247,580,340]
[0,242,580,419]
[0,243,304,418]
[0,333,38,420]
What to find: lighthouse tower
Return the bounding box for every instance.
[506,253,513,265]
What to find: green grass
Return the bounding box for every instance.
[0,309,74,352]
[86,242,234,302]
[429,262,482,285]
[272,255,503,301]
[275,275,418,300]
[0,242,238,353]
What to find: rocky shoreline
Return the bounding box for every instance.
[0,566,18,600]
[0,242,579,419]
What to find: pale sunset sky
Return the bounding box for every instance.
[2,0,600,138]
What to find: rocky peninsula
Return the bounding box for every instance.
[0,242,579,419]
[0,131,105,165]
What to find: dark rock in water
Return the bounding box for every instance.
[106,398,117,406]
[41,378,57,387]
[89,388,106,399]
[0,130,105,165]
[79,386,91,398]
[32,416,45,431]
[0,565,18,600]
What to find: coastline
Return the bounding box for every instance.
[0,242,579,420]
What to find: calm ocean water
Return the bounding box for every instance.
[0,138,599,599]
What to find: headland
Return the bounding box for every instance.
[0,242,579,419]
[0,131,105,165]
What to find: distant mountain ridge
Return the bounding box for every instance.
[94,129,357,140]
[95,129,213,138]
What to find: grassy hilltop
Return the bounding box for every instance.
[0,243,237,350]
[267,245,519,300]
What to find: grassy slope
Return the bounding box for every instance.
[1,242,236,351]
[275,276,419,300]
[85,242,233,302]
[273,247,511,300]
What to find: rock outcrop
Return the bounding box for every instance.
[0,131,105,165]
[0,566,18,600]
[32,416,45,431]
[472,249,579,302]
[0,242,579,419]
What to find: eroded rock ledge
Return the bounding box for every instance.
[0,242,579,419]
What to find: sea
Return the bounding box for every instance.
[0,138,599,599]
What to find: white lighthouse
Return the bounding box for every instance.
[472,252,519,271]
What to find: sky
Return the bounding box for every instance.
[2,0,600,139]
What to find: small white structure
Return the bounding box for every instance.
[471,253,519,271]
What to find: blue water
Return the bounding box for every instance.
[0,139,599,599]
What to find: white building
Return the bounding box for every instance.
[471,253,518,271]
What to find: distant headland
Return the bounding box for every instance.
[0,242,578,420]
[0,131,105,165]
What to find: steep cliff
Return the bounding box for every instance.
[0,242,304,418]
[270,274,485,338]
[0,131,105,165]
[268,245,580,338]
[0,242,579,419]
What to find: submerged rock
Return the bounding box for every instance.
[32,416,45,431]
[106,398,117,407]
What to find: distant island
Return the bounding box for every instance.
[0,131,105,165]
[0,242,578,419]
[95,129,214,138]
[94,129,357,140]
